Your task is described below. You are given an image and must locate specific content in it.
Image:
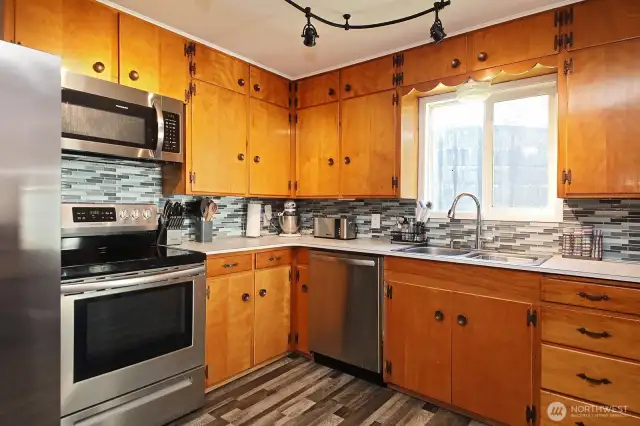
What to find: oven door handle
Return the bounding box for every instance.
[152,98,165,160]
[61,265,205,294]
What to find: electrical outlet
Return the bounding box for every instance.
[371,214,381,229]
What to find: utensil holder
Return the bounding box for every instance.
[391,221,428,244]
[196,220,213,243]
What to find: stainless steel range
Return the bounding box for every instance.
[60,203,206,426]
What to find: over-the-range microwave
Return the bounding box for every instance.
[61,72,184,163]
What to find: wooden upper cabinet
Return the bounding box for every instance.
[562,39,640,197]
[294,265,309,355]
[467,10,558,71]
[385,281,452,403]
[14,0,118,81]
[451,293,533,426]
[562,0,640,51]
[190,81,248,195]
[296,71,340,109]
[340,89,396,197]
[296,103,340,197]
[254,266,291,365]
[118,14,189,101]
[340,55,396,99]
[249,99,291,196]
[401,36,468,87]
[249,66,290,108]
[194,44,249,95]
[205,272,254,387]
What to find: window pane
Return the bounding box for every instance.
[493,95,550,209]
[429,102,484,212]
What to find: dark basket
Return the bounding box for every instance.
[390,222,427,244]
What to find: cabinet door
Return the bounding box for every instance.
[340,55,396,99]
[340,90,396,197]
[385,282,452,403]
[451,293,533,426]
[467,11,558,71]
[249,99,291,196]
[194,44,249,95]
[119,14,189,100]
[205,272,254,387]
[250,66,290,108]
[296,103,340,197]
[563,39,640,196]
[191,81,248,195]
[254,266,291,365]
[296,71,340,108]
[295,265,309,355]
[402,36,468,87]
[564,0,640,51]
[15,0,118,81]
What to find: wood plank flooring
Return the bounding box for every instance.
[169,354,486,426]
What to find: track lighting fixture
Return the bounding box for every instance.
[301,7,319,47]
[285,0,451,48]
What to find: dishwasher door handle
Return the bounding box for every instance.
[310,254,376,267]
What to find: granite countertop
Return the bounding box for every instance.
[175,236,640,285]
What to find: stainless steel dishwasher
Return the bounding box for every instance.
[308,250,383,373]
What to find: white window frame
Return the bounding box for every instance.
[418,75,562,222]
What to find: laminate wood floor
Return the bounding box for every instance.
[169,354,486,426]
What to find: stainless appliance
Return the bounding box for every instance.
[61,72,184,163]
[0,41,61,426]
[314,217,358,240]
[278,200,300,235]
[308,251,383,373]
[60,203,206,426]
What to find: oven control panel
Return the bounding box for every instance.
[62,203,158,236]
[162,111,181,154]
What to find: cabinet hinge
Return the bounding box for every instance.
[288,180,292,190]
[385,283,393,299]
[554,10,560,27]
[289,113,298,124]
[184,42,196,57]
[391,176,398,189]
[294,181,298,191]
[294,332,299,344]
[563,58,574,75]
[563,7,573,26]
[185,88,192,104]
[204,364,209,379]
[526,405,537,425]
[188,82,197,97]
[189,61,196,77]
[189,171,196,185]
[392,53,404,67]
[296,269,300,282]
[562,32,574,49]
[527,309,537,327]
[289,270,292,281]
[384,360,392,375]
[206,286,210,300]
[294,82,299,92]
[392,72,404,87]
[392,93,399,105]
[562,169,573,185]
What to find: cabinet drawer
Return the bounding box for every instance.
[206,253,253,277]
[256,250,291,269]
[541,391,640,426]
[249,67,289,108]
[296,72,339,108]
[542,306,640,361]
[542,344,640,414]
[541,278,640,315]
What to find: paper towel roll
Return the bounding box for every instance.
[246,203,261,238]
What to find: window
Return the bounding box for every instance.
[419,76,561,221]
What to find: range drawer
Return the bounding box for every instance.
[542,345,640,414]
[256,249,291,269]
[541,391,640,426]
[542,306,640,361]
[541,277,640,315]
[206,253,253,277]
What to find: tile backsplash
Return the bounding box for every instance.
[62,155,640,262]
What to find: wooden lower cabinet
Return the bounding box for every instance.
[294,264,309,355]
[205,272,254,387]
[254,266,291,365]
[385,281,452,403]
[451,293,534,426]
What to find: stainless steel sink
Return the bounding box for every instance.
[392,246,471,256]
[463,251,551,266]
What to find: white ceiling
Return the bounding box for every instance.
[100,0,580,79]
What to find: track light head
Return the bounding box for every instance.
[430,2,447,43]
[301,7,319,47]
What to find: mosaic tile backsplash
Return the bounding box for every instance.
[62,155,640,262]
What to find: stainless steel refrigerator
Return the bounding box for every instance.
[0,41,61,425]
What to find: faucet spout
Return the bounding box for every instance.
[447,193,482,250]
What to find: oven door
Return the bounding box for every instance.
[60,264,205,417]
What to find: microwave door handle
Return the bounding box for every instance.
[152,99,165,160]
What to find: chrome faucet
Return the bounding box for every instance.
[447,193,482,250]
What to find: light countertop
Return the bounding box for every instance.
[175,236,640,285]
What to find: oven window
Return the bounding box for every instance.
[73,282,193,382]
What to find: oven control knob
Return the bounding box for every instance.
[143,209,152,219]
[131,209,140,220]
[119,209,129,220]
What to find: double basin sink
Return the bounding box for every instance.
[392,245,551,266]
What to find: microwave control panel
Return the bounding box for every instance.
[162,111,181,153]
